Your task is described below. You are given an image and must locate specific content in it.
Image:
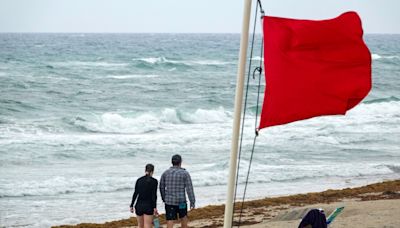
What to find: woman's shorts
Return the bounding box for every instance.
[135,204,154,216]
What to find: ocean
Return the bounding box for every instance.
[0,33,399,227]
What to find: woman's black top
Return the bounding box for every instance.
[130,175,158,208]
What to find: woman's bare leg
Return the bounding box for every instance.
[137,215,144,228]
[143,214,153,228]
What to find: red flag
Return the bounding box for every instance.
[259,12,371,129]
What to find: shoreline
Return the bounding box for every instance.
[53,179,400,228]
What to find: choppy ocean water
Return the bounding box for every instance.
[0,33,399,227]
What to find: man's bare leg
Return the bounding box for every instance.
[167,220,174,228]
[180,216,188,228]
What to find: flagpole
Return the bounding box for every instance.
[223,0,253,227]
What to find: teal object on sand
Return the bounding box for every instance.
[153,217,160,228]
[326,206,344,225]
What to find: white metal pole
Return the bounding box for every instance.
[223,0,253,227]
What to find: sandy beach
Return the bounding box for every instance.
[53,179,400,228]
[242,199,400,228]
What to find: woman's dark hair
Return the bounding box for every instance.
[171,154,182,166]
[145,164,154,173]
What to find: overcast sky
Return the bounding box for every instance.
[0,0,399,33]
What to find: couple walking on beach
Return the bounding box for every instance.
[130,154,196,228]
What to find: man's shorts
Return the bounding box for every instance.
[165,203,188,220]
[135,204,154,216]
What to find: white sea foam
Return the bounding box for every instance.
[1,101,399,144]
[258,100,400,134]
[181,107,230,123]
[372,53,382,59]
[1,163,397,198]
[0,122,63,136]
[71,107,231,134]
[0,176,133,198]
[371,53,400,60]
[160,108,181,124]
[132,57,233,66]
[251,56,264,61]
[137,57,164,64]
[132,57,178,64]
[74,112,160,134]
[2,102,399,226]
[191,159,399,188]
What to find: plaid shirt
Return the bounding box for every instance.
[160,166,195,207]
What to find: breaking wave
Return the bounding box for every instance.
[132,57,234,67]
[371,53,400,60]
[2,100,399,136]
[68,107,231,134]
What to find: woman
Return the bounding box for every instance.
[130,164,158,228]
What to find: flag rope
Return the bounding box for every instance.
[232,0,264,226]
[237,59,263,226]
[231,0,259,216]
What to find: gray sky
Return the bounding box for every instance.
[0,0,398,33]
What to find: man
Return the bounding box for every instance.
[160,154,195,228]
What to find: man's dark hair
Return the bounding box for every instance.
[145,164,154,173]
[171,154,182,166]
